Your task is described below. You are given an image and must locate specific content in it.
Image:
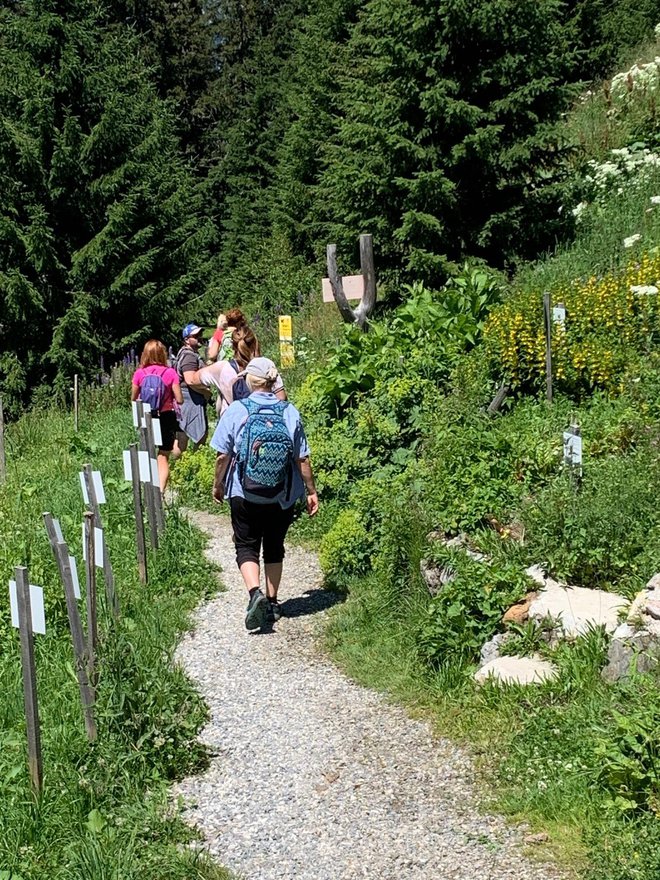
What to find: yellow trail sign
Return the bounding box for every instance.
[278,315,295,367]
[278,315,293,341]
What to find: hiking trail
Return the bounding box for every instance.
[173,508,564,880]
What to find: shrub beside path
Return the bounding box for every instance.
[174,509,564,880]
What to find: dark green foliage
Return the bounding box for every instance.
[317,0,577,285]
[0,1,215,413]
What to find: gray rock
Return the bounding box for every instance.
[647,573,660,592]
[529,582,628,639]
[419,559,454,595]
[479,633,513,666]
[601,623,660,682]
[474,655,558,686]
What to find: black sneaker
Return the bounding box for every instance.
[267,600,282,622]
[245,589,268,630]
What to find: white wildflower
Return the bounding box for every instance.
[651,196,660,204]
[623,233,642,248]
[655,23,660,40]
[571,201,587,220]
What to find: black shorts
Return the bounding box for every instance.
[158,410,178,452]
[229,497,296,567]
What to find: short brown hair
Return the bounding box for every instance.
[226,308,247,329]
[140,339,168,367]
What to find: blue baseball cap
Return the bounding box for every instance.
[182,323,203,339]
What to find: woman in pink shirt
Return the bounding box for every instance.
[188,326,285,417]
[131,339,183,490]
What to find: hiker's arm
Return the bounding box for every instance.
[213,452,230,503]
[183,369,211,397]
[172,381,183,405]
[299,457,319,517]
[131,383,140,402]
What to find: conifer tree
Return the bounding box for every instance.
[0,0,215,409]
[318,0,577,286]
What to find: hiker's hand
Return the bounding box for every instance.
[212,483,224,504]
[306,492,319,517]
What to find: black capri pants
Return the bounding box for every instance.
[229,497,296,567]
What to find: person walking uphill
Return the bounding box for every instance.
[131,340,183,491]
[211,357,319,631]
[174,323,211,455]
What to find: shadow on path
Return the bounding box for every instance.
[280,588,344,619]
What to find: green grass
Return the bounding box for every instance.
[0,404,230,880]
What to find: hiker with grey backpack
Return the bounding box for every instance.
[211,357,319,630]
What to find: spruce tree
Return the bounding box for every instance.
[318,0,577,286]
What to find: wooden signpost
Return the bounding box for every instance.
[138,415,159,550]
[543,291,553,404]
[74,374,79,432]
[126,443,148,584]
[325,233,377,330]
[82,464,119,618]
[144,411,165,534]
[43,513,97,742]
[84,511,98,687]
[11,566,43,796]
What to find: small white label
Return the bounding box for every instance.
[79,472,90,504]
[52,518,64,543]
[132,401,139,427]
[69,555,81,600]
[92,471,106,504]
[141,401,152,414]
[553,304,566,326]
[152,417,162,446]
[563,431,583,466]
[150,457,160,488]
[95,528,104,569]
[9,580,46,635]
[138,451,151,482]
[123,450,132,481]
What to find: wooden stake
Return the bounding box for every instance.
[144,411,165,533]
[138,423,159,550]
[83,464,119,618]
[57,543,97,742]
[84,511,98,687]
[0,394,6,483]
[15,565,43,796]
[129,443,148,584]
[543,291,553,404]
[74,374,79,432]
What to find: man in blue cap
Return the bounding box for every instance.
[173,323,211,456]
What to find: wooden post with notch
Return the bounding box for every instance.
[84,511,98,687]
[83,464,119,618]
[129,442,148,584]
[138,414,159,550]
[15,565,43,796]
[543,291,553,404]
[43,513,97,741]
[326,233,377,330]
[144,411,165,533]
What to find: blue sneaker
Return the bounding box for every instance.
[267,599,282,622]
[245,589,268,631]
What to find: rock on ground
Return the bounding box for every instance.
[172,509,564,880]
[475,655,558,686]
[528,580,628,638]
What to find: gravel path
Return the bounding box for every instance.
[173,509,563,880]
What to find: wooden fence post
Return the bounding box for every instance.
[543,291,553,404]
[14,565,43,796]
[138,414,158,550]
[129,443,148,584]
[43,514,97,742]
[144,411,165,533]
[83,464,119,618]
[84,511,98,687]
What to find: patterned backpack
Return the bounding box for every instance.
[236,399,294,502]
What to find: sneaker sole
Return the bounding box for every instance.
[245,593,268,630]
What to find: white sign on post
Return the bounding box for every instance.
[150,458,159,488]
[82,526,105,568]
[69,555,81,600]
[79,472,89,504]
[52,518,64,543]
[9,580,46,635]
[92,471,106,504]
[553,303,566,326]
[132,401,139,427]
[123,450,132,481]
[138,451,151,482]
[151,417,163,447]
[563,430,583,468]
